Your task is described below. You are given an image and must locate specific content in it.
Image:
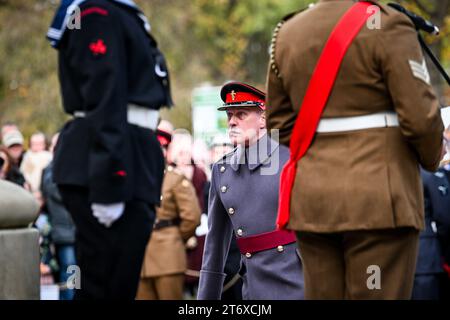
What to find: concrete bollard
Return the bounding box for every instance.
[0,180,40,300]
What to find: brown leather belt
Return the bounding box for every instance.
[236,229,296,255]
[153,218,180,230]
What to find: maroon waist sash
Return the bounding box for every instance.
[236,229,296,255]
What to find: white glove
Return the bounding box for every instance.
[91,202,125,228]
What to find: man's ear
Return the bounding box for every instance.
[259,111,266,129]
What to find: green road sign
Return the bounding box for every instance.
[191,85,229,146]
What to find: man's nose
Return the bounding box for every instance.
[228,115,237,126]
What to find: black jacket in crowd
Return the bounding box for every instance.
[41,162,76,245]
[413,167,450,299]
[421,167,450,265]
[53,0,172,205]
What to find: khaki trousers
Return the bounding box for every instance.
[296,228,419,299]
[136,274,184,300]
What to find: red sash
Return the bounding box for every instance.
[276,2,376,229]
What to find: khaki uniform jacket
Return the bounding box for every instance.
[266,0,444,233]
[141,166,201,277]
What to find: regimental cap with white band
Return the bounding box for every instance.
[218,82,266,111]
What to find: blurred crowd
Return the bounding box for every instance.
[1,122,75,299]
[0,120,236,300]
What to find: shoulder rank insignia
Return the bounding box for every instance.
[408,58,431,85]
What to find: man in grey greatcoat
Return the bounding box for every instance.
[197,82,304,300]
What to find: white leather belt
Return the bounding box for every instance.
[73,104,159,131]
[316,111,399,133]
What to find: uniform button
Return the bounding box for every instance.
[221,186,227,193]
[220,166,226,173]
[277,245,284,253]
[160,195,163,201]
[245,252,252,259]
[236,228,243,237]
[182,179,190,187]
[228,208,235,215]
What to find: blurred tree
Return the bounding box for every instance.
[189,0,314,84]
[138,0,314,129]
[0,0,66,141]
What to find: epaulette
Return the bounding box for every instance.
[269,7,310,79]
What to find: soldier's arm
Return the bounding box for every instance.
[266,23,297,146]
[64,7,129,203]
[197,164,234,300]
[173,177,201,241]
[378,11,444,171]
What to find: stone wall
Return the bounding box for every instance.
[0,180,40,300]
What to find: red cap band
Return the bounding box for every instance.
[225,92,265,107]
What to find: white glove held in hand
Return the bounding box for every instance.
[91,202,125,228]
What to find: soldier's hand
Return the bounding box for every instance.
[91,202,125,227]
